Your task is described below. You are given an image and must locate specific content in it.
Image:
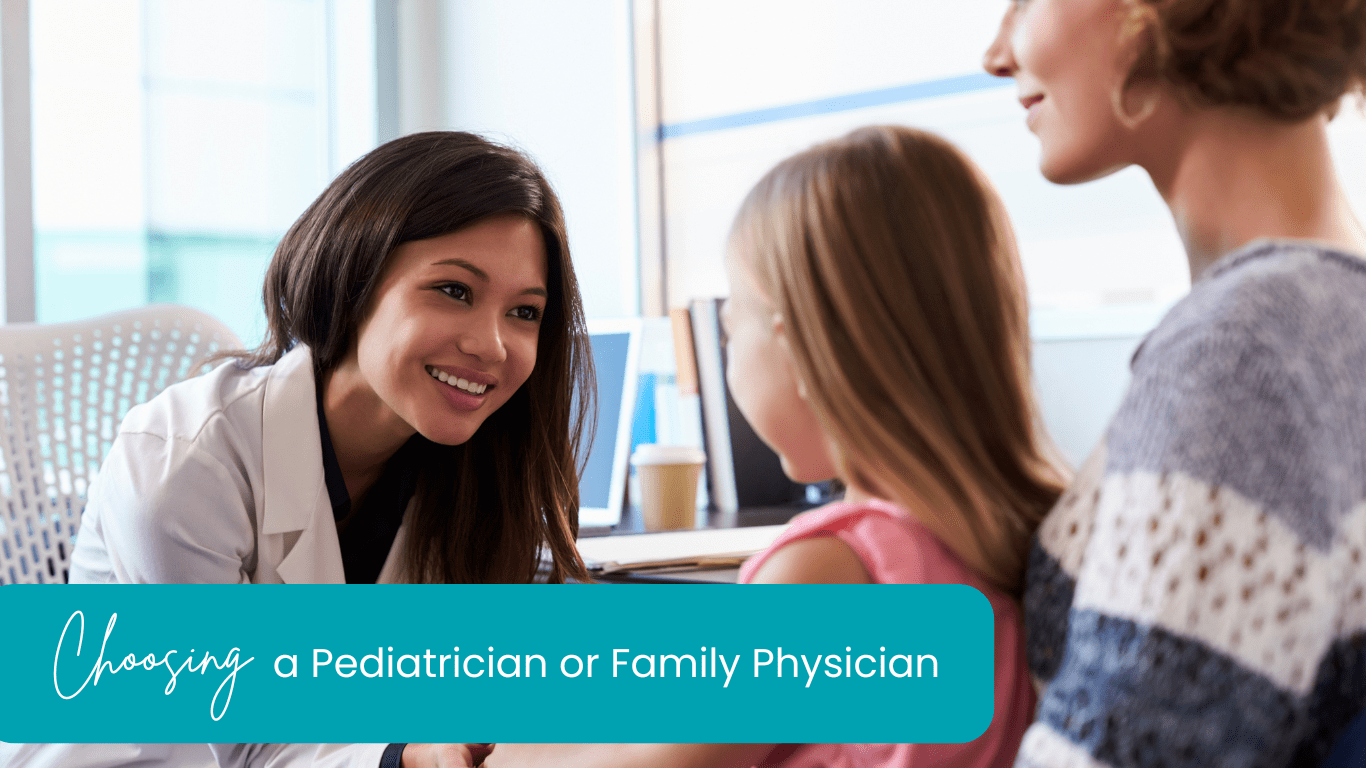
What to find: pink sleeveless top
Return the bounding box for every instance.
[737,499,1035,768]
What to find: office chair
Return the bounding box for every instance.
[0,305,239,585]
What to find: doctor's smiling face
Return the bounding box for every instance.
[258,131,591,583]
[348,213,548,448]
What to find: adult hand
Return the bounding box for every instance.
[401,743,491,768]
[479,743,566,767]
[482,743,774,768]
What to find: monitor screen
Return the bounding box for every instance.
[574,322,640,526]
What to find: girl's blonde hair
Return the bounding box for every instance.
[730,125,1066,595]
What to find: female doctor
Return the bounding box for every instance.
[15,131,594,768]
[70,130,594,587]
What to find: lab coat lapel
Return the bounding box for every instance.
[259,344,346,584]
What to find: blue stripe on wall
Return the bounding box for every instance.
[659,72,1007,140]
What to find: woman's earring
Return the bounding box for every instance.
[1112,8,1164,129]
[1113,81,1161,129]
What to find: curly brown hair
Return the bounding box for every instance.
[1121,0,1366,120]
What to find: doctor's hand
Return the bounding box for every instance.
[481,743,775,768]
[401,743,490,768]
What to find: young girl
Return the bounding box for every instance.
[42,131,593,768]
[484,125,1067,767]
[983,0,1366,765]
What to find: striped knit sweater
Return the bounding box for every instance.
[1017,241,1366,768]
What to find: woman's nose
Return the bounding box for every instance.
[457,313,508,363]
[983,5,1019,78]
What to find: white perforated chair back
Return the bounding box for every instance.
[0,305,240,584]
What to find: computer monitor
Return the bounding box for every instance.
[576,318,642,527]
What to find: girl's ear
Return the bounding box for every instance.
[772,313,813,402]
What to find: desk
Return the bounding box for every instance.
[580,504,810,538]
[593,567,740,584]
[579,504,812,583]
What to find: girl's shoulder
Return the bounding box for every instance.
[740,499,981,588]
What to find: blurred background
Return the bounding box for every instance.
[11,0,1366,464]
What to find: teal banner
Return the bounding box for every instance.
[0,584,993,743]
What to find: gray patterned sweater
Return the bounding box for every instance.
[1017,241,1366,768]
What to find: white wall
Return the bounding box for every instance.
[437,0,640,320]
[408,4,1366,473]
[1033,336,1142,468]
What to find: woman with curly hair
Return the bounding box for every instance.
[984,0,1366,765]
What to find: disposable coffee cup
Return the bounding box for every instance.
[630,444,707,532]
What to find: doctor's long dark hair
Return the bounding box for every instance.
[243,131,593,584]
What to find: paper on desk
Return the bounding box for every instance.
[576,525,788,573]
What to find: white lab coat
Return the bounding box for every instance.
[0,744,389,768]
[70,342,410,585]
[7,345,405,768]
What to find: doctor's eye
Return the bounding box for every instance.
[438,283,471,303]
[510,305,543,322]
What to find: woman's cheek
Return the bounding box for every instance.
[507,333,539,390]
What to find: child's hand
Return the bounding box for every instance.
[401,743,489,768]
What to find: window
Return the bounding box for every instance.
[651,0,1366,340]
[31,0,377,347]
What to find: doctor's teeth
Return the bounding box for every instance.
[426,366,487,395]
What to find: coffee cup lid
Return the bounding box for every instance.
[630,444,706,466]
